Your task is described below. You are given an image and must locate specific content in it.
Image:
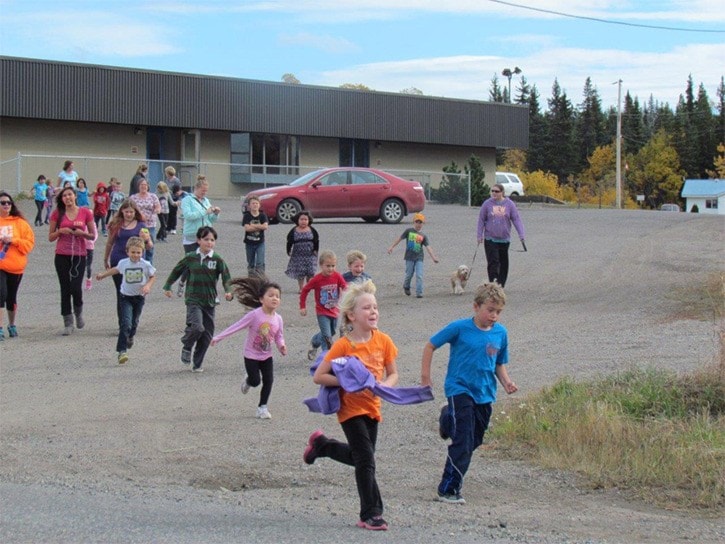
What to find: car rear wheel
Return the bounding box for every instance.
[276,199,302,224]
[362,216,378,223]
[380,199,405,224]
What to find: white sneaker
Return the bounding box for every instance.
[241,374,250,394]
[256,405,272,419]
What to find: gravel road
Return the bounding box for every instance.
[1,198,723,543]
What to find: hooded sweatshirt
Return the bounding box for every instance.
[477,197,526,242]
[0,214,35,274]
[92,182,110,218]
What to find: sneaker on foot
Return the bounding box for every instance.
[437,491,466,504]
[256,405,272,419]
[7,325,18,338]
[307,346,318,361]
[303,429,325,464]
[416,294,423,298]
[118,352,129,365]
[191,366,204,373]
[85,278,92,291]
[356,517,388,531]
[241,374,251,394]
[127,336,134,349]
[181,348,192,365]
[176,282,185,298]
[404,287,411,296]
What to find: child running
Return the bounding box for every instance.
[342,250,372,285]
[162,226,233,372]
[212,275,287,420]
[96,236,156,365]
[303,280,398,531]
[299,249,347,361]
[420,282,518,504]
[387,212,439,298]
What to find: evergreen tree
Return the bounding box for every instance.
[716,77,725,149]
[514,76,531,105]
[489,74,504,103]
[693,83,715,178]
[622,92,645,156]
[674,76,699,177]
[526,85,548,173]
[544,79,576,183]
[576,77,607,172]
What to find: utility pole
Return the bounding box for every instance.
[614,79,622,209]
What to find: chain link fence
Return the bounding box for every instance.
[1,153,472,204]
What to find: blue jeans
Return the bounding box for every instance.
[116,294,145,352]
[144,227,157,265]
[403,259,424,296]
[438,394,492,496]
[245,242,265,276]
[311,314,337,349]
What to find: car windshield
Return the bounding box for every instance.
[289,170,326,187]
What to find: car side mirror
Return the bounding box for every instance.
[310,181,321,189]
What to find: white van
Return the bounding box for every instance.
[495,172,525,197]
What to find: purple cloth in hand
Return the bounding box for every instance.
[303,354,434,414]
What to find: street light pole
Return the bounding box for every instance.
[501,66,522,103]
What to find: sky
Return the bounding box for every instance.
[0,0,723,111]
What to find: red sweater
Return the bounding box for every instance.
[299,271,347,318]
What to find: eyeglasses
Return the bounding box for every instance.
[414,220,423,223]
[490,190,502,193]
[0,201,12,206]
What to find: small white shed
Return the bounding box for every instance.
[681,179,725,215]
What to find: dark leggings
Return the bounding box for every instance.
[54,253,86,316]
[483,239,510,287]
[86,249,94,279]
[0,270,23,311]
[243,357,274,406]
[316,415,382,521]
[34,200,44,224]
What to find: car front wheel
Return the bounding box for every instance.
[276,199,302,224]
[380,199,405,224]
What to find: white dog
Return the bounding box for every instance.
[451,265,470,295]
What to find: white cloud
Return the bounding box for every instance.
[1,9,181,58]
[278,32,359,54]
[317,42,725,107]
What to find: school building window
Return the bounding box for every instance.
[705,199,718,209]
[231,133,300,183]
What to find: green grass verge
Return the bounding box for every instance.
[489,363,724,511]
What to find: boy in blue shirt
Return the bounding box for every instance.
[420,282,518,504]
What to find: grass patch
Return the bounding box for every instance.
[490,274,725,512]
[490,365,724,511]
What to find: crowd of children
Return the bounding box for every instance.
[19,173,521,532]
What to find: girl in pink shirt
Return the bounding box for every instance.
[212,276,287,420]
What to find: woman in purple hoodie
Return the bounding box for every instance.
[476,183,525,287]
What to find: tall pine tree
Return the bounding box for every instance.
[545,79,576,183]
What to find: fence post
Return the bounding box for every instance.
[16,152,22,194]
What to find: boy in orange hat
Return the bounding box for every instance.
[387,213,439,298]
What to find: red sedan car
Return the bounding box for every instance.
[243,167,426,224]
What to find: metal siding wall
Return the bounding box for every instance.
[1,57,528,149]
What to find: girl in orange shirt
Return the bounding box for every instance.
[303,279,398,531]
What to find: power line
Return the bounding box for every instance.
[487,0,725,33]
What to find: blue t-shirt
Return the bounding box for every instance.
[429,318,509,404]
[33,182,47,202]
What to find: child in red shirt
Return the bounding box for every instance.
[299,249,347,360]
[92,182,110,236]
